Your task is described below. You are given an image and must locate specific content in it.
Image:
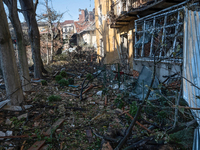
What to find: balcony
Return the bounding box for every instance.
[109,0,187,28]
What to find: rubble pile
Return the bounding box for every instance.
[0,50,196,150]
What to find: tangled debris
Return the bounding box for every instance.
[0,49,197,150]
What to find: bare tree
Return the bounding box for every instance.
[40,0,64,63]
[19,0,47,78]
[0,0,24,105]
[3,0,31,91]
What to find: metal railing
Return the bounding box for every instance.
[134,4,185,63]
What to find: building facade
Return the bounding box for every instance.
[95,0,186,79]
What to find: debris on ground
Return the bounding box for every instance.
[0,48,197,149]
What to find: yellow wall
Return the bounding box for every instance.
[95,0,134,68]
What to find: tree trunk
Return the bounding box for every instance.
[45,0,54,62]
[0,0,24,105]
[19,0,44,78]
[3,0,31,91]
[50,25,54,62]
[46,30,49,64]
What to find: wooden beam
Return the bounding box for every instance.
[115,22,129,25]
[117,20,130,23]
[110,24,123,28]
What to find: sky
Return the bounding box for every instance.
[17,0,95,22]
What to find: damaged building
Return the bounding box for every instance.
[95,0,189,79]
[70,9,96,48]
[95,0,200,149]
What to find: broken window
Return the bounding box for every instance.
[134,6,184,62]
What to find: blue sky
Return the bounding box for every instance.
[17,0,94,22]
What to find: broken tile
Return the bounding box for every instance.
[5,131,12,136]
[58,104,66,114]
[44,118,65,136]
[28,140,45,150]
[23,105,33,109]
[5,119,12,125]
[48,109,54,114]
[34,122,40,127]
[102,141,113,150]
[3,105,22,111]
[40,145,49,150]
[0,99,10,109]
[0,131,5,140]
[17,113,28,120]
[86,129,94,143]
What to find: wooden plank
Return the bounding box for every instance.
[44,118,65,136]
[28,140,45,150]
[86,129,94,143]
[173,105,200,110]
[39,145,49,150]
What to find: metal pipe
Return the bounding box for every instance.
[149,17,156,57]
[134,21,138,58]
[141,20,146,57]
[136,22,184,34]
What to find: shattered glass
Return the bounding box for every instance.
[130,66,160,100]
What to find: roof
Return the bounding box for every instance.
[60,20,74,26]
[74,21,95,34]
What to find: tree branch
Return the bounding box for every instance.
[34,0,39,11]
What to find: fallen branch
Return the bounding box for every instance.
[167,119,197,134]
[123,136,155,150]
[124,112,152,133]
[91,128,120,143]
[82,84,94,94]
[114,49,157,150]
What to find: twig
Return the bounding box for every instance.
[34,0,39,11]
[82,84,94,94]
[90,128,120,143]
[80,70,103,100]
[124,112,152,133]
[20,140,26,150]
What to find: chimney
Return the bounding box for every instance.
[79,9,85,22]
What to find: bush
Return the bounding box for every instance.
[41,80,47,86]
[86,74,94,81]
[129,101,138,116]
[60,70,67,77]
[68,78,74,85]
[58,79,69,86]
[55,75,62,82]
[48,95,62,102]
[114,94,124,109]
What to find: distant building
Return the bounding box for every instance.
[60,20,75,42]
[72,8,96,47]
